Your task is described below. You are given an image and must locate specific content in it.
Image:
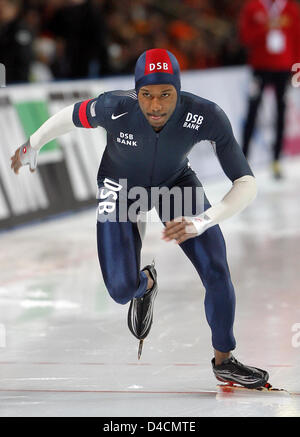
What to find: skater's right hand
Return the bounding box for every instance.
[10,140,38,174]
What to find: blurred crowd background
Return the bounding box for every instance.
[0,0,297,84]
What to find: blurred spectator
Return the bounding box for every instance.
[0,0,34,83]
[239,0,300,179]
[220,29,247,66]
[45,0,109,79]
[5,0,298,84]
[30,36,55,82]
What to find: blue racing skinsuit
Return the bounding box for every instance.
[73,89,253,353]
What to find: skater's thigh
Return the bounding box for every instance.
[96,177,144,279]
[97,220,142,276]
[154,169,230,276]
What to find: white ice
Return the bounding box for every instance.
[0,157,300,417]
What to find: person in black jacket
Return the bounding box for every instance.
[0,0,34,83]
[46,0,109,79]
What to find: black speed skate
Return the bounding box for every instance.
[212,355,269,389]
[128,261,158,359]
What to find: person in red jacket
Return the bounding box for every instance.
[239,0,300,178]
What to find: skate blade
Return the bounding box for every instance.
[217,383,289,394]
[138,339,144,360]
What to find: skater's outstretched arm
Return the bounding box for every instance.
[162,175,257,244]
[11,93,107,174]
[10,104,76,174]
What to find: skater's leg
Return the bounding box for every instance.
[96,179,149,305]
[242,70,265,158]
[180,225,236,354]
[96,179,157,354]
[159,169,270,387]
[157,169,236,353]
[272,72,290,163]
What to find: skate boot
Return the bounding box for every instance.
[128,261,158,358]
[212,354,269,389]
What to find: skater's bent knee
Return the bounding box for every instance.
[203,267,231,288]
[106,283,136,305]
[111,295,131,305]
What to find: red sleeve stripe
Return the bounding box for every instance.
[79,99,92,128]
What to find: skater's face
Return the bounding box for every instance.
[138,84,177,131]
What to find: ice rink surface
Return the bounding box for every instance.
[0,157,300,417]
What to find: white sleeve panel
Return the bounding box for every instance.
[30,104,76,151]
[190,175,257,235]
[205,175,257,225]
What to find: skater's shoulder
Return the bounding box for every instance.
[180,91,221,115]
[99,89,138,110]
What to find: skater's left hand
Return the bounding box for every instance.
[162,217,198,244]
[11,141,37,174]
